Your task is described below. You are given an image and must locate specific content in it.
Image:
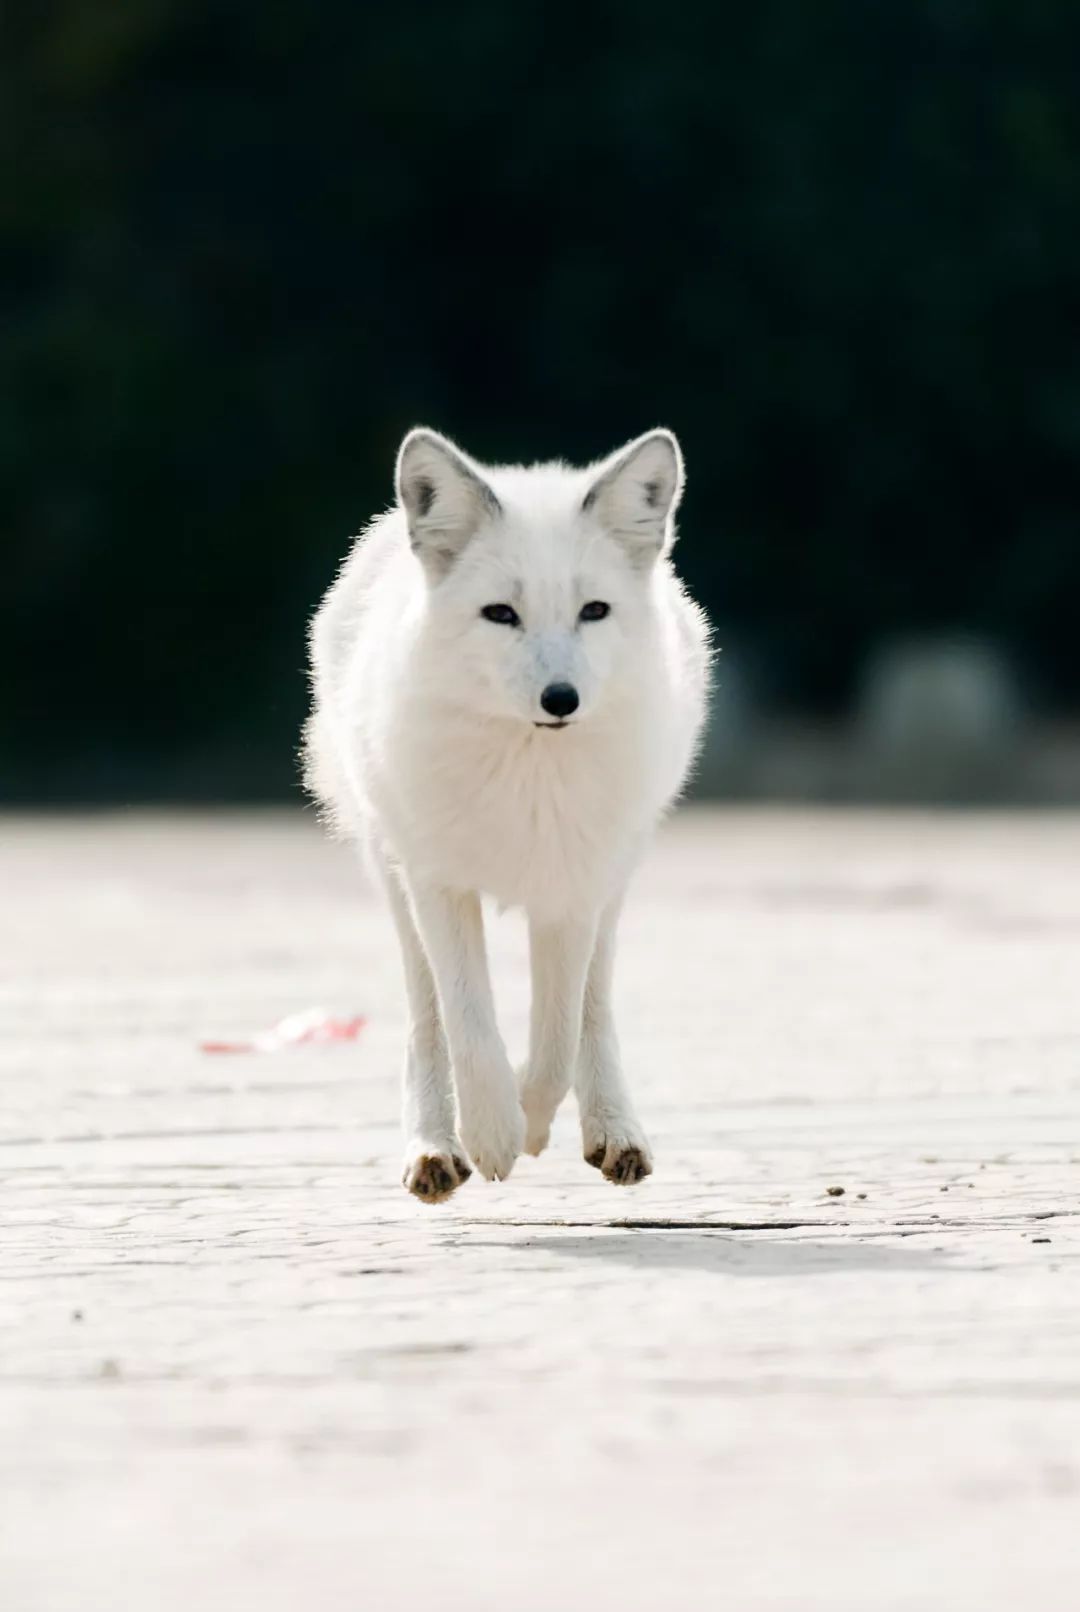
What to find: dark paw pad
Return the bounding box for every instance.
[608,1146,650,1185]
[404,1152,470,1204]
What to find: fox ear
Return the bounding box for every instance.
[582,429,684,563]
[396,428,501,579]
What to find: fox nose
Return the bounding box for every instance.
[539,682,579,719]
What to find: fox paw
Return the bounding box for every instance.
[582,1120,653,1185]
[460,1095,525,1182]
[517,1070,558,1157]
[402,1144,471,1204]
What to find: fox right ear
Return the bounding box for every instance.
[582,429,684,565]
[396,429,501,580]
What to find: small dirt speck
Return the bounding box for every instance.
[825,1186,845,1197]
[1032,1237,1052,1245]
[856,1193,867,1200]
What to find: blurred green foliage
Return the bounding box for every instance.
[3,0,1079,799]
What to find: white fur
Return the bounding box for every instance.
[304,428,711,1200]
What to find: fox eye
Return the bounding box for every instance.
[579,600,610,622]
[480,603,522,627]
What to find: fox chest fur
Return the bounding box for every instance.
[361,686,680,918]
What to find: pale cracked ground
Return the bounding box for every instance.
[3,808,1080,1612]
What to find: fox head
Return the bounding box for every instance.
[394,427,685,729]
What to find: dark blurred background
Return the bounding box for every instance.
[4,1,1080,804]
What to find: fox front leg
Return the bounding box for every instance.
[403,880,525,1182]
[519,912,597,1157]
[575,896,653,1185]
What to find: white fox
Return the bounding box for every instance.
[304,427,711,1201]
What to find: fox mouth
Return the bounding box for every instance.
[534,720,570,730]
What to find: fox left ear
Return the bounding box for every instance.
[582,429,684,562]
[396,427,502,581]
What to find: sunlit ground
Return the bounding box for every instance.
[4,807,1080,1610]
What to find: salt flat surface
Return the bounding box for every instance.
[2,807,1079,1610]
